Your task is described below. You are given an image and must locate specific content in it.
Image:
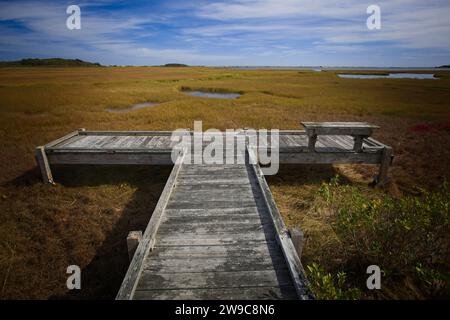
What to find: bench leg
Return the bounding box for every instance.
[353,135,369,152]
[308,134,317,152]
[35,146,54,184]
[375,146,393,186]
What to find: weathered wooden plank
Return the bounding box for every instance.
[174,178,251,185]
[59,135,98,149]
[165,200,260,210]
[35,146,54,184]
[133,285,297,300]
[47,152,174,165]
[44,130,81,148]
[136,269,294,291]
[162,215,270,227]
[157,221,272,236]
[278,151,382,164]
[51,134,86,149]
[151,241,281,259]
[164,207,261,217]
[143,256,287,274]
[79,130,178,136]
[157,233,275,246]
[167,191,258,203]
[302,121,379,130]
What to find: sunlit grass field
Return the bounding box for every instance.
[0,67,449,299]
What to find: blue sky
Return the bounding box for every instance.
[0,0,449,66]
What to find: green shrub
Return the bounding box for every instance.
[306,263,360,300]
[315,178,450,298]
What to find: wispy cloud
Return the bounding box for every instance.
[0,0,449,66]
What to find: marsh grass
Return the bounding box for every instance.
[0,67,449,299]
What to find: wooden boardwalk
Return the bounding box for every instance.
[35,124,393,300]
[120,161,306,299]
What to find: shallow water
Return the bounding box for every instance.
[107,102,158,113]
[184,91,241,99]
[338,73,437,79]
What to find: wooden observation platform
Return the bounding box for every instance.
[35,122,393,300]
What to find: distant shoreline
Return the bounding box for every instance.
[216,66,450,71]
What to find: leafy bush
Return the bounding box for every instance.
[311,177,450,298]
[306,263,360,300]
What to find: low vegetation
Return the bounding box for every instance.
[0,66,449,299]
[304,177,449,299]
[162,63,189,67]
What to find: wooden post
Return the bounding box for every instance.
[353,135,367,153]
[127,231,142,261]
[289,228,304,259]
[376,146,393,186]
[307,134,317,152]
[35,146,54,184]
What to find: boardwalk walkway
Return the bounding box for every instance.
[35,124,392,300]
[127,162,303,299]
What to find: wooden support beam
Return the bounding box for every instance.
[127,231,143,261]
[307,134,317,152]
[353,135,368,153]
[375,146,393,186]
[35,146,54,184]
[289,228,304,259]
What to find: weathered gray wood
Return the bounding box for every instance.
[301,122,379,153]
[375,146,393,186]
[134,285,297,300]
[151,241,281,259]
[44,130,80,148]
[247,148,311,300]
[278,151,382,164]
[136,269,294,290]
[47,152,173,165]
[353,135,366,152]
[42,130,388,174]
[116,149,185,300]
[164,207,261,217]
[142,254,287,273]
[157,232,275,246]
[289,228,304,259]
[157,221,272,236]
[38,128,393,300]
[301,122,379,135]
[79,130,183,136]
[127,231,142,262]
[35,146,54,184]
[308,134,317,152]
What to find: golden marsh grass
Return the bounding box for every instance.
[0,67,449,299]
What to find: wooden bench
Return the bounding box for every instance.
[301,122,392,186]
[301,122,380,153]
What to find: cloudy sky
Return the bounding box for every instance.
[0,0,449,66]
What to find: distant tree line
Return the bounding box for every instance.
[0,58,102,67]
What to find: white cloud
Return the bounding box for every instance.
[1,0,449,66]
